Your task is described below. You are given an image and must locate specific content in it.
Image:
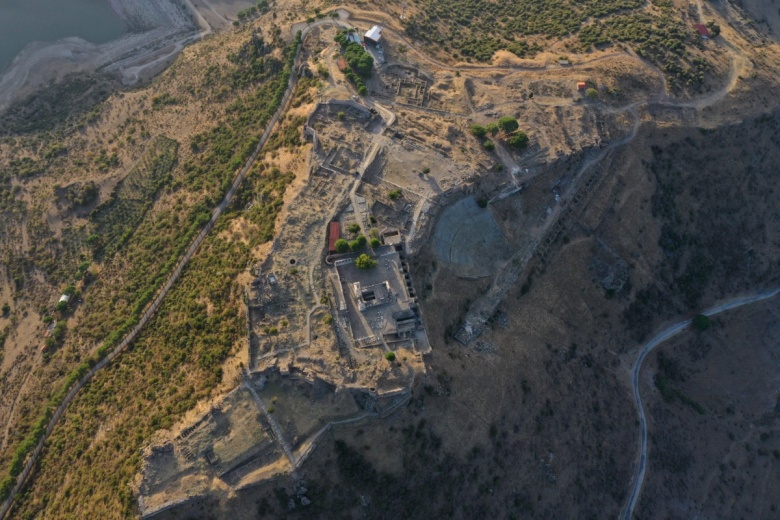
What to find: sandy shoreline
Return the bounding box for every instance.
[0,0,203,113]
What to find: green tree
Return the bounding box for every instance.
[355,253,378,269]
[470,124,487,138]
[1,303,9,317]
[498,116,519,134]
[485,122,499,136]
[348,223,361,234]
[358,85,368,96]
[388,189,402,200]
[356,234,368,247]
[349,239,362,251]
[385,351,396,361]
[507,131,529,150]
[483,140,495,151]
[334,238,350,253]
[693,314,711,331]
[585,88,599,99]
[370,237,381,248]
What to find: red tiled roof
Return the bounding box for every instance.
[328,221,341,253]
[694,24,710,37]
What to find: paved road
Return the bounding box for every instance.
[621,287,780,520]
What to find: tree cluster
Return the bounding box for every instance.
[335,30,374,95]
[471,117,529,151]
[402,0,641,61]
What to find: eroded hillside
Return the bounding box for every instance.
[1,0,780,518]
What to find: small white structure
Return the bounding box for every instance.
[58,294,71,305]
[364,25,382,45]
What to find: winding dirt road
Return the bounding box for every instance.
[621,287,780,520]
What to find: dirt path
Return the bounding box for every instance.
[347,12,628,74]
[620,287,780,520]
[118,0,214,84]
[242,369,297,471]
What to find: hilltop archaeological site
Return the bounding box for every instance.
[1,0,780,518]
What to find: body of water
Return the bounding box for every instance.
[0,0,126,73]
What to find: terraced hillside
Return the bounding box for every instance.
[403,0,717,88]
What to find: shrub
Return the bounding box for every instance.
[349,240,362,251]
[507,131,529,150]
[707,21,720,36]
[1,303,9,317]
[348,223,361,234]
[334,238,350,253]
[692,314,711,331]
[337,111,346,121]
[0,475,14,501]
[483,140,495,151]
[388,189,402,200]
[385,351,396,361]
[323,314,333,325]
[498,116,519,134]
[151,93,177,108]
[485,122,499,136]
[585,88,599,99]
[355,254,378,269]
[370,237,381,248]
[356,234,368,247]
[470,124,487,138]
